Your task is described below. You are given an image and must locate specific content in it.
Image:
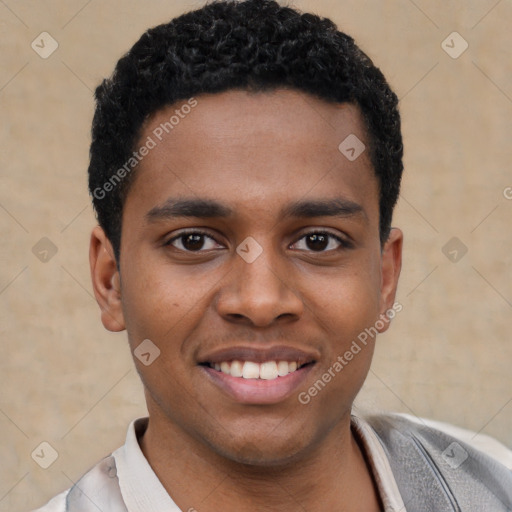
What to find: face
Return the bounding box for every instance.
[90,89,402,466]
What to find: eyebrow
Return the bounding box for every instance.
[145,197,366,223]
[280,198,366,220]
[146,198,233,222]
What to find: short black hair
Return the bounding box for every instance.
[88,0,403,263]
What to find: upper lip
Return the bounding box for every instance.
[197,345,319,366]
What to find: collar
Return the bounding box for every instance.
[351,415,406,511]
[112,417,181,511]
[112,415,405,511]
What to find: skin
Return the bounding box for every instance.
[90,89,402,511]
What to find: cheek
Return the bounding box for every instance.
[118,259,210,410]
[297,268,380,414]
[119,255,221,347]
[303,262,382,337]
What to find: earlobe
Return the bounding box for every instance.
[377,227,403,333]
[89,226,126,332]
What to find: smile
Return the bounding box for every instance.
[204,360,310,380]
[200,360,316,405]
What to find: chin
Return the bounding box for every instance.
[223,446,305,468]
[205,429,313,468]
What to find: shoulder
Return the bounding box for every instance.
[394,412,512,469]
[30,490,68,512]
[30,454,127,512]
[363,412,512,510]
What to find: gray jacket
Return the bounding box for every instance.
[65,414,512,511]
[367,414,512,511]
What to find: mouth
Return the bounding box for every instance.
[197,346,318,404]
[200,359,313,380]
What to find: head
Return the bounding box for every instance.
[89,0,402,263]
[89,0,403,466]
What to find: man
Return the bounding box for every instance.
[34,0,512,510]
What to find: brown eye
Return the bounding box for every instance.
[166,231,222,252]
[291,231,350,252]
[305,233,329,251]
[181,233,205,251]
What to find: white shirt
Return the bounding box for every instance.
[33,414,512,512]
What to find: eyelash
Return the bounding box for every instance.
[292,231,352,251]
[165,229,221,251]
[164,229,352,253]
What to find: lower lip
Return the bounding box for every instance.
[201,365,314,405]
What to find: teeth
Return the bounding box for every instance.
[277,361,289,376]
[242,361,260,379]
[230,360,243,377]
[211,360,303,380]
[260,361,278,380]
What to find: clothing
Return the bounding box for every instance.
[368,414,512,510]
[32,414,512,511]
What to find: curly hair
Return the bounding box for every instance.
[88,0,403,263]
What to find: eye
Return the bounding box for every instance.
[165,230,223,252]
[291,231,351,252]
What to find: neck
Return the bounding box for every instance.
[139,410,381,512]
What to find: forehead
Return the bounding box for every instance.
[124,89,378,222]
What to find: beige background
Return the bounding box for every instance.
[1,0,511,510]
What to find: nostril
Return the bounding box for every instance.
[225,313,247,322]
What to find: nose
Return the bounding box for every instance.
[215,243,304,327]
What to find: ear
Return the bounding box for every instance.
[89,226,126,332]
[377,227,403,333]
